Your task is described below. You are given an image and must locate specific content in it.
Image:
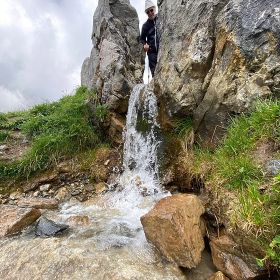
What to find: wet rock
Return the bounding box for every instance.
[141,194,205,268]
[39,184,51,192]
[55,187,69,201]
[210,235,261,280]
[94,182,107,194]
[71,190,81,196]
[0,145,8,151]
[67,215,90,227]
[0,205,41,237]
[17,198,59,210]
[265,160,280,176]
[35,217,69,237]
[208,271,229,280]
[108,113,126,144]
[9,190,23,200]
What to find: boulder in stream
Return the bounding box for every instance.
[141,194,205,268]
[210,235,263,280]
[35,217,69,237]
[0,205,41,237]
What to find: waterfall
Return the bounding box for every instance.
[94,83,168,250]
[122,83,161,195]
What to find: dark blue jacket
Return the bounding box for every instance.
[140,16,159,54]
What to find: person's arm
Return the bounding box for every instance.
[140,23,150,52]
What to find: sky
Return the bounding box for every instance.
[0,0,156,113]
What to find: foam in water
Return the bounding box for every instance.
[57,84,169,255]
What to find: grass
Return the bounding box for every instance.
[191,100,280,267]
[0,131,10,142]
[0,86,106,181]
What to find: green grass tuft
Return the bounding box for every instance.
[0,86,104,180]
[193,99,280,267]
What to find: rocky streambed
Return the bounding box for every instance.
[0,194,217,280]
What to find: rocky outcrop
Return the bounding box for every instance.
[155,0,280,143]
[81,0,144,113]
[0,205,41,237]
[141,194,205,268]
[210,235,264,280]
[17,198,59,210]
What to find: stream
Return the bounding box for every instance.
[0,84,216,280]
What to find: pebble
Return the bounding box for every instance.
[39,184,51,192]
[0,145,8,151]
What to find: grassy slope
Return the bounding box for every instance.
[190,100,280,267]
[0,86,107,182]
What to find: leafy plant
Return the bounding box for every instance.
[95,104,108,122]
[257,236,280,267]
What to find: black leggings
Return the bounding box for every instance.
[148,52,158,77]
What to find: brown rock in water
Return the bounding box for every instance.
[55,187,69,201]
[67,215,90,227]
[94,182,107,194]
[0,205,41,237]
[210,235,260,280]
[17,198,58,210]
[208,271,229,280]
[141,194,205,268]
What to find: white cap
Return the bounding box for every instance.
[145,0,155,11]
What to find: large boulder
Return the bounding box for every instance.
[210,235,265,280]
[0,205,41,237]
[81,0,144,113]
[155,0,280,142]
[141,194,205,268]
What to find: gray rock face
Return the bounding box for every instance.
[81,0,144,113]
[155,0,280,142]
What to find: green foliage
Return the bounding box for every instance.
[257,235,280,267]
[222,100,280,156]
[0,131,10,142]
[0,111,28,130]
[174,116,193,137]
[95,104,108,122]
[0,86,103,180]
[215,153,263,190]
[193,100,280,266]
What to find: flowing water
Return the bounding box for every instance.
[0,84,216,280]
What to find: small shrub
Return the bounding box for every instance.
[257,235,280,268]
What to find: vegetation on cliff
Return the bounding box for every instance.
[0,86,108,182]
[189,100,280,268]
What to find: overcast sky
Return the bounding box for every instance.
[0,0,155,112]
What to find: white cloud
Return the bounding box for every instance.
[0,0,158,112]
[0,86,29,112]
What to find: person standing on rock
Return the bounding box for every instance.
[140,0,159,77]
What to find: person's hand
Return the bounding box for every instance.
[143,43,150,52]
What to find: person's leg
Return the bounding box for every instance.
[148,52,158,77]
